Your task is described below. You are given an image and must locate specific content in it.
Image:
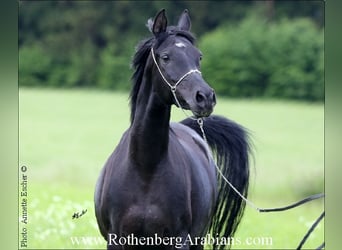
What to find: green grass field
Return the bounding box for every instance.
[19,88,324,249]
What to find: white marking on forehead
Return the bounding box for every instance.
[175,42,186,48]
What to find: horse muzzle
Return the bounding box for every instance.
[191,88,216,117]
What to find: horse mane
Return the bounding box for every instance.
[129,26,196,123]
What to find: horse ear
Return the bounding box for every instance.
[152,9,167,36]
[177,9,191,31]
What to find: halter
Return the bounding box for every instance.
[151,47,206,140]
[150,47,201,110]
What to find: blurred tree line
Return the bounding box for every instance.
[19,1,324,101]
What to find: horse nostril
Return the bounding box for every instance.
[196,91,206,104]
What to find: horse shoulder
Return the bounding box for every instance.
[170,122,212,163]
[94,129,132,238]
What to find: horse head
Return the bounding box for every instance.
[149,9,216,118]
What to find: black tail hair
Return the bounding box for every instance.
[181,115,251,250]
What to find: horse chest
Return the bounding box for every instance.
[121,161,190,207]
[109,162,191,237]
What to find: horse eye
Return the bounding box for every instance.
[161,54,170,62]
[199,55,203,61]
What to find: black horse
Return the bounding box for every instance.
[95,9,250,250]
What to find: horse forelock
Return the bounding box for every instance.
[129,28,196,123]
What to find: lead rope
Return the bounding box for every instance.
[151,47,324,213]
[196,100,324,250]
[197,118,325,213]
[194,82,324,250]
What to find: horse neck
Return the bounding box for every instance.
[129,71,171,170]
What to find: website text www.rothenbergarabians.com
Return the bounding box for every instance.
[70,233,273,248]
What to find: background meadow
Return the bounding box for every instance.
[19,88,324,249]
[19,1,324,249]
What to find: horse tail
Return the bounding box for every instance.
[181,115,251,250]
